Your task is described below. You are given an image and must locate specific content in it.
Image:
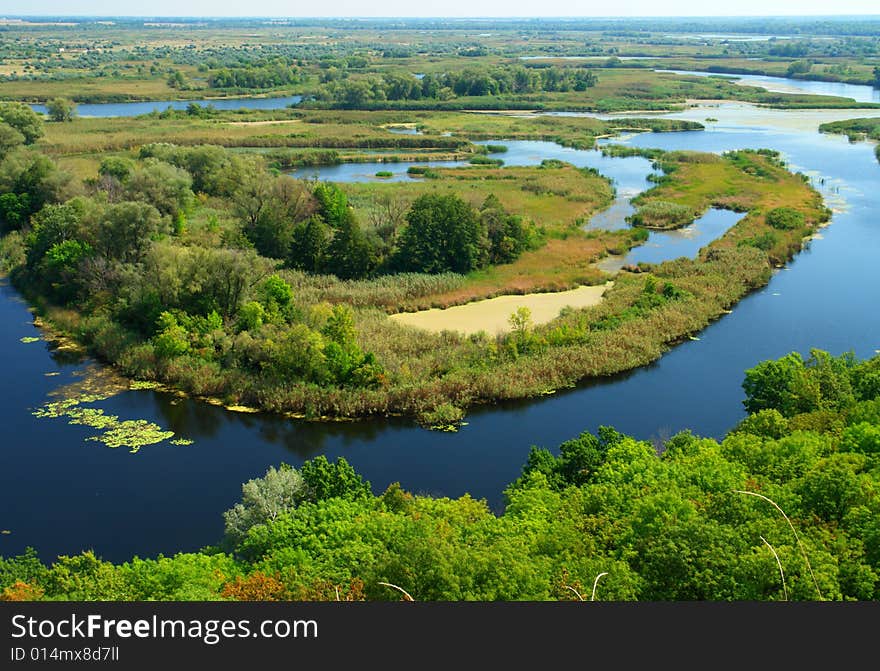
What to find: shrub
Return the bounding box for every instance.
[766,207,805,230]
[628,201,695,229]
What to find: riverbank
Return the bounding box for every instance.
[4,146,828,430]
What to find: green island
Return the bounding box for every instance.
[819,117,880,162]
[0,97,828,427]
[2,350,879,601]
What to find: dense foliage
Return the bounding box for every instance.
[314,65,598,109]
[2,350,878,601]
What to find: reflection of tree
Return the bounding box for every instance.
[47,344,88,367]
[149,388,402,460]
[258,415,394,460]
[150,392,226,440]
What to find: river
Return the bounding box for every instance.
[3,86,880,563]
[29,95,303,118]
[658,69,880,104]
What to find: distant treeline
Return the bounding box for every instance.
[313,65,597,108]
[6,17,880,36]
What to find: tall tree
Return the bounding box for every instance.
[45,98,77,122]
[395,193,485,273]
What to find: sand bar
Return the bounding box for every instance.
[390,282,613,335]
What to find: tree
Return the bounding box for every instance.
[289,215,330,272]
[394,193,485,273]
[323,209,374,279]
[0,150,70,231]
[0,123,24,161]
[873,66,880,88]
[45,98,77,122]
[124,158,193,218]
[166,70,188,89]
[25,201,86,268]
[0,102,44,144]
[223,464,309,547]
[300,456,372,502]
[93,201,163,264]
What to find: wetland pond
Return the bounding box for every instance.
[29,95,303,118]
[3,98,880,563]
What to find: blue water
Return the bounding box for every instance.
[293,139,658,186]
[29,95,303,118]
[2,112,880,563]
[600,209,745,271]
[659,69,880,104]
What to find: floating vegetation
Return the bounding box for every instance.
[170,438,195,446]
[44,371,61,377]
[88,420,174,453]
[225,405,261,414]
[20,336,41,343]
[31,365,183,453]
[130,380,163,391]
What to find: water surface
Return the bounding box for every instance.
[29,95,302,118]
[659,69,880,104]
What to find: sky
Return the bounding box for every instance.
[2,2,880,18]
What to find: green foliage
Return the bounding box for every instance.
[223,464,309,547]
[45,97,77,122]
[299,456,372,502]
[124,158,194,219]
[0,150,69,231]
[0,123,24,161]
[288,215,330,272]
[152,311,191,358]
[94,201,163,264]
[0,102,44,144]
[743,350,860,417]
[394,193,484,273]
[315,64,596,109]
[99,156,135,182]
[733,408,789,439]
[259,274,294,308]
[628,200,695,229]
[766,207,805,231]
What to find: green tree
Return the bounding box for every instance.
[93,201,163,264]
[0,150,70,230]
[323,210,373,279]
[300,456,372,502]
[0,123,24,161]
[0,102,44,144]
[98,156,135,182]
[45,97,77,122]
[289,215,330,272]
[394,193,485,273]
[223,464,309,548]
[125,158,193,219]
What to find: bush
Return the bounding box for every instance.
[766,207,805,230]
[417,403,466,431]
[628,201,695,229]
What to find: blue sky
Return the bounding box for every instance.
[3,2,879,18]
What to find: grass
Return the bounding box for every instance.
[13,147,827,426]
[819,118,880,163]
[343,163,639,308]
